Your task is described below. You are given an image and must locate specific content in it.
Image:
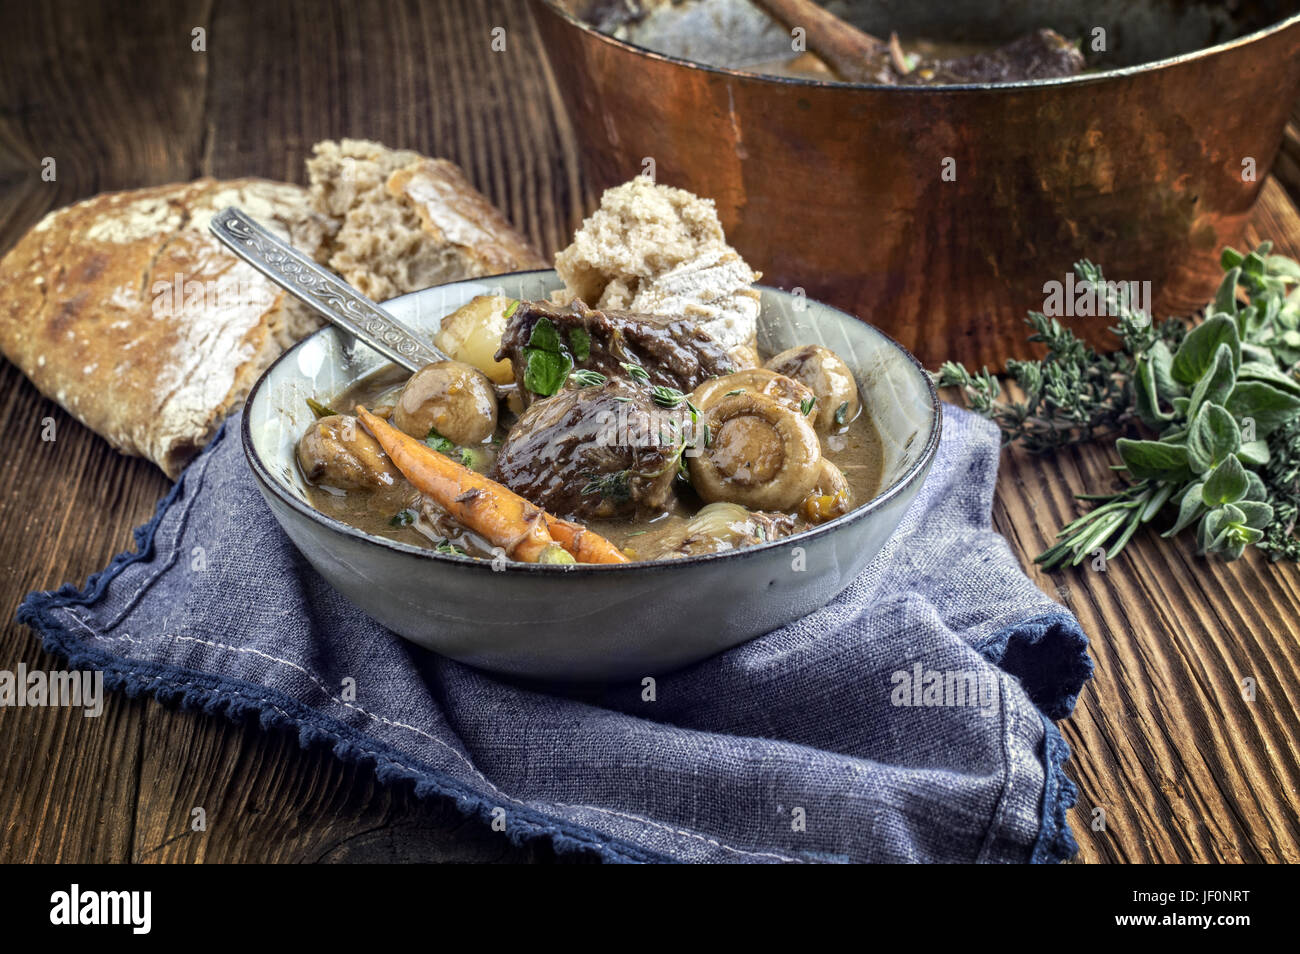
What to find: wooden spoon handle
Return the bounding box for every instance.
[752,0,884,82]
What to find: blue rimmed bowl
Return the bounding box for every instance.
[242,270,940,680]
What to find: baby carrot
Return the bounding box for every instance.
[543,516,631,565]
[355,406,627,564]
[357,406,555,562]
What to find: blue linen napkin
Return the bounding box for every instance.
[18,403,1091,863]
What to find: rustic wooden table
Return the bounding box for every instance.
[1,0,1297,863]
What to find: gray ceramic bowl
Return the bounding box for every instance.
[242,271,940,680]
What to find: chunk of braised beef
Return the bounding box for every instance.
[489,376,685,519]
[496,299,734,404]
[899,29,1086,85]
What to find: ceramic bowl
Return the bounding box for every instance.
[242,270,940,680]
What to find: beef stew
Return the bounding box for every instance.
[297,295,884,564]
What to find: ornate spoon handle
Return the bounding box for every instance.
[209,206,448,372]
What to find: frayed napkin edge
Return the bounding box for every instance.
[973,612,1091,863]
[20,612,668,864]
[1032,714,1080,864]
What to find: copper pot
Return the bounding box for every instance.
[532,0,1300,368]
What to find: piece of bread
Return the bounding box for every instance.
[0,178,330,477]
[307,139,548,302]
[553,175,761,351]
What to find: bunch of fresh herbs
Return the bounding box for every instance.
[937,244,1300,568]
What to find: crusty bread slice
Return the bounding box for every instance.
[308,139,547,302]
[0,178,329,477]
[554,175,761,351]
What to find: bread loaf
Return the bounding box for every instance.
[307,139,547,302]
[0,178,329,477]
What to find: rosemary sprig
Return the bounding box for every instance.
[570,368,607,388]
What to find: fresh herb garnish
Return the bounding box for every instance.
[651,384,686,408]
[621,361,651,384]
[570,368,607,388]
[725,388,745,397]
[503,299,519,320]
[425,428,455,454]
[569,327,591,362]
[306,397,338,419]
[834,401,850,427]
[390,508,418,527]
[522,316,573,397]
[801,396,816,416]
[435,540,464,556]
[581,470,632,502]
[646,385,701,428]
[938,246,1300,567]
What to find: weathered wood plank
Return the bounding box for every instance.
[0,0,214,865]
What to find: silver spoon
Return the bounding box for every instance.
[208,206,450,373]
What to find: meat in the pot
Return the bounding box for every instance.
[900,29,1085,85]
[496,299,736,404]
[490,376,686,519]
[586,2,1087,86]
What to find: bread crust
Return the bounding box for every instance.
[388,158,549,276]
[0,178,328,477]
